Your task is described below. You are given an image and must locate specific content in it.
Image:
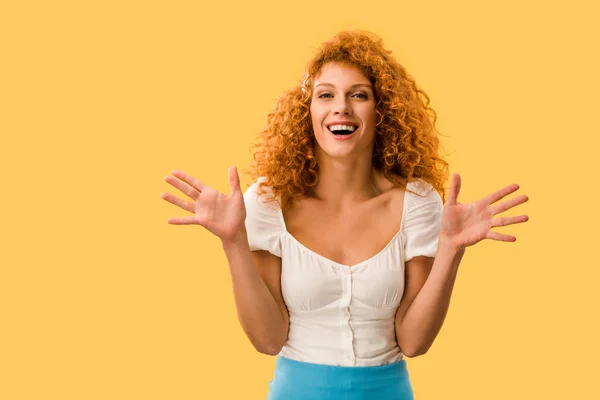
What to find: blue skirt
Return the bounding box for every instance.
[267,356,414,400]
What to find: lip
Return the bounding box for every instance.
[326,123,358,141]
[325,120,359,129]
[326,120,359,140]
[330,130,355,140]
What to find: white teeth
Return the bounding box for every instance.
[328,125,356,132]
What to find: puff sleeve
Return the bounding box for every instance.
[402,180,444,262]
[243,178,283,257]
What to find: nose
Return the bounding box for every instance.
[333,97,352,116]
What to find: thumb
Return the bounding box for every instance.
[228,165,241,194]
[447,173,461,205]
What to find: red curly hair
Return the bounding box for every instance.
[244,29,450,211]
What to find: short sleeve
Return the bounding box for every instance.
[402,180,443,262]
[243,177,283,257]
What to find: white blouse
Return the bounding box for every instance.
[243,176,443,367]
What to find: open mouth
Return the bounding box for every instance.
[327,125,358,136]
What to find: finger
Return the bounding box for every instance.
[490,194,529,215]
[160,192,195,213]
[167,216,199,225]
[486,231,517,242]
[164,175,201,201]
[483,183,520,205]
[446,173,461,206]
[172,170,206,192]
[491,214,529,228]
[228,165,241,194]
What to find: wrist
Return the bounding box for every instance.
[221,228,249,250]
[438,234,466,256]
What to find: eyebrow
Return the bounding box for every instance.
[314,83,373,90]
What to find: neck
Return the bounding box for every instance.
[310,152,383,210]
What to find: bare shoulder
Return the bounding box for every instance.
[377,169,408,189]
[383,171,438,199]
[376,170,409,204]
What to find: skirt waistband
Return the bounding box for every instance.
[275,355,409,383]
[267,355,414,399]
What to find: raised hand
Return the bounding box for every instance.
[440,173,529,250]
[160,166,246,243]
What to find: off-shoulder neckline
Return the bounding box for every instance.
[275,181,419,270]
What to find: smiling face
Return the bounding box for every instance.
[309,62,377,160]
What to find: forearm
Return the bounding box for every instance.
[222,230,287,355]
[397,238,465,356]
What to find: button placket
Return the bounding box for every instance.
[338,266,355,366]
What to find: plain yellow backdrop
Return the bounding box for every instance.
[1,0,598,399]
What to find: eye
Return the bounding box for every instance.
[318,93,332,98]
[354,93,368,99]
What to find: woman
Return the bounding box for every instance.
[160,30,529,399]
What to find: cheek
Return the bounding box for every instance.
[309,108,325,129]
[361,103,377,119]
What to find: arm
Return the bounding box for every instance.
[394,237,465,357]
[160,168,289,355]
[395,173,528,357]
[222,228,289,356]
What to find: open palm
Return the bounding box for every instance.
[160,166,246,243]
[441,173,529,250]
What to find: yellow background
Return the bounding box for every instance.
[1,0,598,398]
